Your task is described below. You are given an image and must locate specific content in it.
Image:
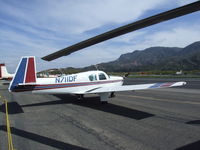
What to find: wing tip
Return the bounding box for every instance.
[173,81,187,87]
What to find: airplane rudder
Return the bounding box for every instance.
[24,56,36,83]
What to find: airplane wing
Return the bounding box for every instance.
[80,81,186,94]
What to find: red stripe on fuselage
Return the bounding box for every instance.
[0,64,5,78]
[12,79,123,92]
[25,57,36,83]
[0,66,2,78]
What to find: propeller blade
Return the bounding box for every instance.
[42,1,200,61]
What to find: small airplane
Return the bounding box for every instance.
[9,56,186,103]
[0,63,14,80]
[8,1,200,103]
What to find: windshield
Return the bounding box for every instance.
[99,73,107,80]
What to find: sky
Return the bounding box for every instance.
[0,0,200,73]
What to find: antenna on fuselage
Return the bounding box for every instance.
[95,64,99,70]
[58,68,65,76]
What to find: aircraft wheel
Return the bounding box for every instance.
[101,101,108,104]
[109,92,115,98]
[77,94,84,100]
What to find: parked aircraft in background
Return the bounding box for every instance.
[0,63,14,80]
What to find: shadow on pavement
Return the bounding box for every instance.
[0,102,24,114]
[186,120,200,125]
[0,125,89,150]
[21,94,154,120]
[175,140,200,150]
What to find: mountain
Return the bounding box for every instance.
[43,41,200,74]
[82,41,200,72]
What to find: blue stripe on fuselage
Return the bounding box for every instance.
[12,80,123,92]
[9,58,27,90]
[149,83,162,88]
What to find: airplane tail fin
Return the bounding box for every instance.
[0,64,4,78]
[9,56,37,92]
[0,63,11,78]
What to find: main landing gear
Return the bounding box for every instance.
[77,94,84,100]
[109,92,115,98]
[101,101,108,104]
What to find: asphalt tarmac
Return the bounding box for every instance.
[0,78,200,150]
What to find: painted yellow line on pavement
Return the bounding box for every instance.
[117,94,200,105]
[0,95,16,150]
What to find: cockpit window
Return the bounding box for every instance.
[99,73,107,80]
[89,74,97,81]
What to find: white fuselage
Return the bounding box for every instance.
[20,71,123,94]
